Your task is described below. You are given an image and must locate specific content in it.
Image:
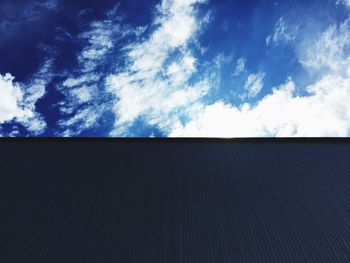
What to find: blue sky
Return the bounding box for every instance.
[1,0,350,137]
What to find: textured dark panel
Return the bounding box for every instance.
[0,140,350,262]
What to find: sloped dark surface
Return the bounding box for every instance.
[0,139,350,262]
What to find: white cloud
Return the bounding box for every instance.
[59,105,108,137]
[266,17,296,46]
[46,0,350,138]
[336,0,350,7]
[34,0,59,11]
[244,72,265,98]
[107,0,211,136]
[299,18,350,73]
[21,59,53,134]
[25,59,53,108]
[77,16,123,72]
[0,59,52,135]
[105,1,350,137]
[170,74,350,137]
[0,73,31,123]
[57,6,128,136]
[233,57,245,76]
[170,17,350,137]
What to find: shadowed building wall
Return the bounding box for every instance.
[0,140,350,262]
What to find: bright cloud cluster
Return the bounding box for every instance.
[105,0,350,137]
[107,0,211,136]
[170,17,350,137]
[171,75,350,137]
[0,59,52,135]
[0,74,30,123]
[3,0,350,137]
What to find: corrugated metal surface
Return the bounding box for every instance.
[0,140,350,262]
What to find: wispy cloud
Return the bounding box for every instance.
[244,72,265,99]
[266,17,296,46]
[299,18,350,73]
[34,0,60,11]
[57,6,130,136]
[233,57,246,76]
[106,0,211,136]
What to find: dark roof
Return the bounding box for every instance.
[1,139,350,262]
